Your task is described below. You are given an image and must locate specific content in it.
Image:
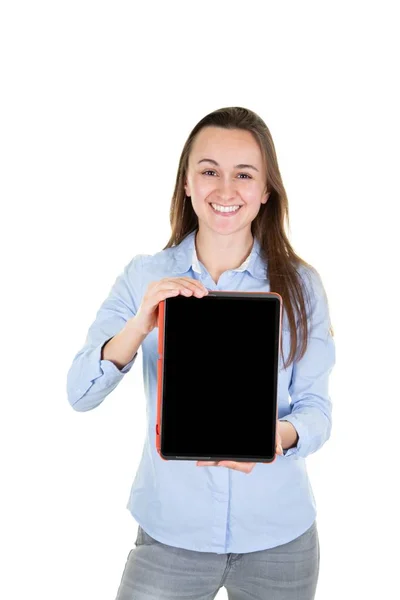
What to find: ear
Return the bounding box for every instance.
[261,191,270,204]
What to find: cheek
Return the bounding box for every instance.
[193,177,213,195]
[242,190,262,206]
[190,196,209,215]
[189,184,214,206]
[249,184,267,202]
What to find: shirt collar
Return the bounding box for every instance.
[170,229,267,279]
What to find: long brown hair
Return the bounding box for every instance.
[163,106,324,370]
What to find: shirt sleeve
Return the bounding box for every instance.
[66,254,143,412]
[280,267,336,459]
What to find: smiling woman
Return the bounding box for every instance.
[68,106,335,600]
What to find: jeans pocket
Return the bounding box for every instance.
[135,525,158,547]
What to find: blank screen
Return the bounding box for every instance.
[160,293,280,461]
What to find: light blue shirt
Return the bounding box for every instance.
[66,229,336,553]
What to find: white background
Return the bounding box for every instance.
[1,1,399,598]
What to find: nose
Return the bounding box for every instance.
[216,177,238,202]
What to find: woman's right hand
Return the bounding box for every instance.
[134,277,209,335]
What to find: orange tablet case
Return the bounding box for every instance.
[156,290,283,464]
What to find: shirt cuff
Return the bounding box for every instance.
[280,417,304,458]
[78,340,137,395]
[98,339,138,377]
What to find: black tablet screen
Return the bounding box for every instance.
[160,292,280,461]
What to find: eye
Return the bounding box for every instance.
[202,170,252,179]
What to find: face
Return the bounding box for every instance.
[184,126,270,235]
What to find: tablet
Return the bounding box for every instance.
[156,290,282,463]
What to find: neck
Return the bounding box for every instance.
[195,228,254,278]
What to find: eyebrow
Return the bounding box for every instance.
[197,158,259,172]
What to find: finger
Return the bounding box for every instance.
[181,277,209,292]
[218,461,255,467]
[196,461,218,467]
[276,429,282,445]
[154,282,197,299]
[162,279,208,297]
[218,462,255,473]
[180,286,196,296]
[153,288,181,304]
[177,278,209,296]
[180,286,207,298]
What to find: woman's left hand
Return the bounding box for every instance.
[196,420,284,474]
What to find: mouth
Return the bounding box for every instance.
[209,202,243,216]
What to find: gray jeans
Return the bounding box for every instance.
[115,520,320,600]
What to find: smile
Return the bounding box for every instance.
[209,203,242,216]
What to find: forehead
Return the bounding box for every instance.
[190,126,263,165]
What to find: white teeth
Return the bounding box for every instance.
[210,203,241,213]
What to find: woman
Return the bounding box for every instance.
[67,106,336,599]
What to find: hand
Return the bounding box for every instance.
[134,276,209,335]
[196,420,284,474]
